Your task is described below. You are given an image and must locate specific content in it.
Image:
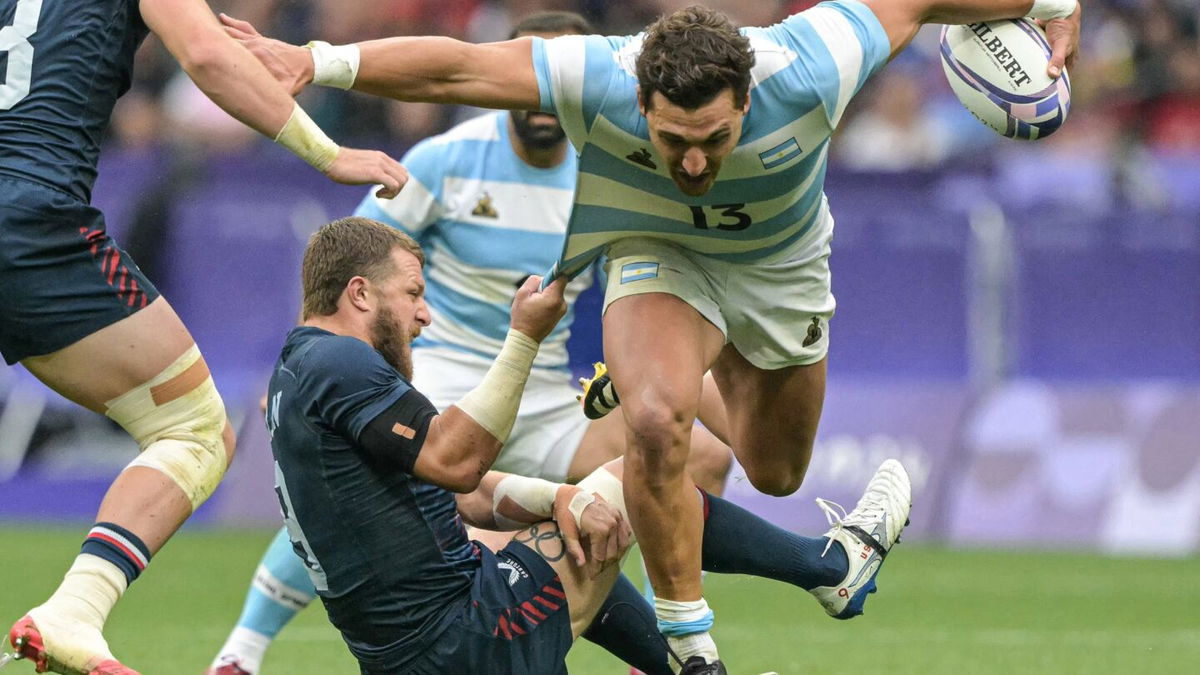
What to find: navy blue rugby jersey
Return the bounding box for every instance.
[268,326,482,669]
[0,0,149,202]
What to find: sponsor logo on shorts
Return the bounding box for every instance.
[620,262,660,284]
[802,316,823,347]
[498,559,529,586]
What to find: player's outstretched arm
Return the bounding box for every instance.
[413,277,568,492]
[141,0,407,197]
[218,14,542,110]
[862,0,1080,77]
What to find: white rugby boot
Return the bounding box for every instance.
[809,458,912,620]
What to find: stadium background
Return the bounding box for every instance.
[1,0,1198,672]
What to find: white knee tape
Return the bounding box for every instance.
[104,346,229,510]
[576,466,632,543]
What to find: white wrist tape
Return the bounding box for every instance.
[456,330,539,443]
[567,490,597,526]
[492,475,558,530]
[1027,0,1077,20]
[575,466,633,544]
[306,41,360,90]
[273,102,339,172]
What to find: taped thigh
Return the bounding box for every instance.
[103,345,228,509]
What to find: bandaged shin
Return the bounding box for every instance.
[105,345,229,510]
[26,555,127,667]
[455,329,539,443]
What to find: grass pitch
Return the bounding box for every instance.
[1,526,1197,674]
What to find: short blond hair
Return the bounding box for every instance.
[301,216,425,319]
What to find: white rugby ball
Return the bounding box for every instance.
[940,19,1070,140]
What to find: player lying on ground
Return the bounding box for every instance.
[0,0,406,672]
[218,1,1079,670]
[206,11,733,675]
[249,216,910,675]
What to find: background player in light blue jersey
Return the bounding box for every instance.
[222,1,1081,671]
[206,13,732,675]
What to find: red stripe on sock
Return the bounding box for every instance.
[89,533,147,570]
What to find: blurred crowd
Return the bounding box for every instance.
[110,0,1200,169]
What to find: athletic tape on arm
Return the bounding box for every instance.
[307,41,360,89]
[492,475,558,530]
[575,466,632,544]
[456,329,539,443]
[1027,0,1077,20]
[274,102,339,172]
[106,346,229,510]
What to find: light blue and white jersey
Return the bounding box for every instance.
[530,0,891,280]
[355,112,590,370]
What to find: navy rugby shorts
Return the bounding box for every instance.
[0,176,159,364]
[386,540,573,675]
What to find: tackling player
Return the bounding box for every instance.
[249,215,910,675]
[227,0,1081,670]
[205,12,732,675]
[0,0,406,672]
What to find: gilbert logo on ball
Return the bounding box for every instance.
[940,19,1071,140]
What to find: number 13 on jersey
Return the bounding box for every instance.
[690,203,753,231]
[0,0,42,110]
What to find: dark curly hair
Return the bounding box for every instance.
[636,5,755,110]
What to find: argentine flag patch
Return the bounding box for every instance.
[759,137,802,170]
[620,262,660,284]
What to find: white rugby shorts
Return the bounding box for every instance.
[603,232,835,370]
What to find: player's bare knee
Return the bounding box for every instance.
[743,459,808,497]
[103,346,230,510]
[624,401,693,454]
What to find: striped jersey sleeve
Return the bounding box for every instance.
[763,0,892,128]
[531,33,642,148]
